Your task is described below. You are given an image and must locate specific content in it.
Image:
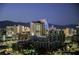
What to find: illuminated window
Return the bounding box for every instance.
[36,24,41,31]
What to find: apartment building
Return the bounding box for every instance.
[6,25,30,40]
[30,21,45,37]
[63,28,76,37]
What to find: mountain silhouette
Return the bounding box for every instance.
[0,20,78,29]
[0,20,30,28]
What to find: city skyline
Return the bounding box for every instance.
[0,3,79,25]
[0,13,79,55]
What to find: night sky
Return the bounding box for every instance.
[0,3,79,25]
